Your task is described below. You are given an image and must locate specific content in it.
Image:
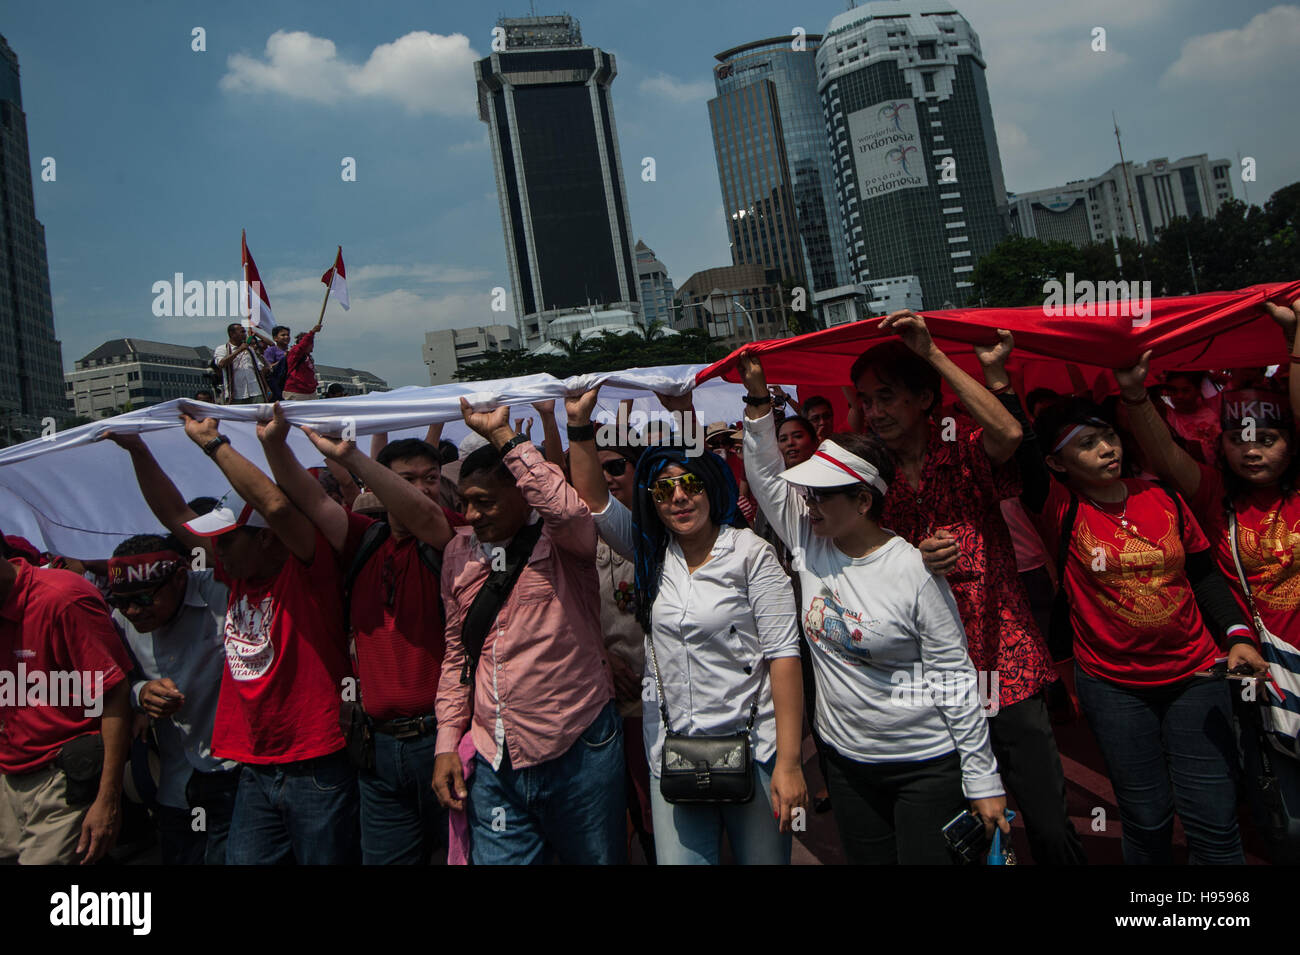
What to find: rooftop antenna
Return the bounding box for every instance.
[1113,111,1141,243]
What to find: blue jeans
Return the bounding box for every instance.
[226,750,360,864]
[1239,707,1300,865]
[649,757,791,865]
[468,701,626,865]
[360,727,447,865]
[1075,667,1242,864]
[156,766,240,864]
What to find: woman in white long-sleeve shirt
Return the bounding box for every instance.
[564,388,809,865]
[738,351,1009,864]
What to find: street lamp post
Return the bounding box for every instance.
[703,288,759,343]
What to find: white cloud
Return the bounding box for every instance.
[1160,4,1300,88]
[271,262,493,295]
[220,30,480,116]
[639,73,714,103]
[448,134,488,154]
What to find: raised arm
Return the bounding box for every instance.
[102,431,207,560]
[257,403,350,554]
[301,428,453,550]
[737,350,806,549]
[881,310,1022,465]
[1115,350,1202,499]
[1263,297,1300,419]
[180,413,317,563]
[531,400,565,470]
[564,388,608,514]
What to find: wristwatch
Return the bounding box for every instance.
[742,394,774,406]
[499,433,530,455]
[202,434,230,456]
[566,422,597,442]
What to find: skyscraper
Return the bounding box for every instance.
[0,35,67,442]
[635,239,675,328]
[709,35,850,298]
[475,15,639,347]
[816,1,1010,308]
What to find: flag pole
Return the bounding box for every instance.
[316,245,340,327]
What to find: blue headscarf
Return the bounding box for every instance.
[631,445,741,632]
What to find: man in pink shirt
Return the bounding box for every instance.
[427,399,623,864]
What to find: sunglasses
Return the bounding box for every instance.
[108,582,169,610]
[601,458,629,477]
[800,483,864,504]
[650,473,707,504]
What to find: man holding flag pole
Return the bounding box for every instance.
[282,248,349,402]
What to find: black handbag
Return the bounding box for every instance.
[648,630,762,805]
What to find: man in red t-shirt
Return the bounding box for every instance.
[103,422,358,864]
[0,533,132,865]
[282,321,322,400]
[258,403,462,864]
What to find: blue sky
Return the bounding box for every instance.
[6,0,1297,387]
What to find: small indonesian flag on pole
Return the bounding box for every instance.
[321,247,349,311]
[240,230,276,334]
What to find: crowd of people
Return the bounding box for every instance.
[204,319,326,404]
[1,298,1298,866]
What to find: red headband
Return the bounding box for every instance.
[107,551,182,591]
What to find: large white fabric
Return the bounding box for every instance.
[0,365,747,557]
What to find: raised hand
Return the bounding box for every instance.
[738,349,767,396]
[461,398,512,442]
[656,390,694,413]
[1115,349,1153,401]
[256,402,290,445]
[565,387,601,425]
[878,309,935,359]
[180,413,221,448]
[974,329,1015,369]
[101,430,146,452]
[1264,298,1299,342]
[531,399,556,417]
[301,425,355,462]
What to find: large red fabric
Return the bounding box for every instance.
[700,282,1300,397]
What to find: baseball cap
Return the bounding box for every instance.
[779,439,889,494]
[458,432,489,458]
[183,491,271,536]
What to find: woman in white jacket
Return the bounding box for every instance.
[737,350,1009,864]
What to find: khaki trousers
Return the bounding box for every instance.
[0,762,86,864]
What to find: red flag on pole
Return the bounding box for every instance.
[240,230,276,334]
[321,247,349,311]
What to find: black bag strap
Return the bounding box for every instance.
[1054,490,1080,583]
[459,520,544,685]
[341,520,447,630]
[342,519,391,626]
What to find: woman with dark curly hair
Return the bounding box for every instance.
[564,387,808,865]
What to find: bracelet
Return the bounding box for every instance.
[1120,393,1148,406]
[1291,355,1300,365]
[499,433,530,456]
[989,383,1010,395]
[202,435,230,456]
[742,394,773,407]
[566,422,596,442]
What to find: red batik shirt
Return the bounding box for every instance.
[880,422,1056,707]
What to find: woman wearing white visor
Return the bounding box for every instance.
[738,350,1009,864]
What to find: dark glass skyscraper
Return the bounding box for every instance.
[709,35,850,297]
[817,1,1010,308]
[0,35,67,441]
[475,15,639,345]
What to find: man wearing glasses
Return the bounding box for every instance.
[106,534,239,864]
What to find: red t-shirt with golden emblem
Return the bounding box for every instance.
[1189,464,1300,650]
[1036,478,1220,686]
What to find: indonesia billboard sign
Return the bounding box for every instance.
[846,99,929,199]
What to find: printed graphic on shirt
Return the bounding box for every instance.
[223,594,275,681]
[1075,512,1187,628]
[1237,510,1300,612]
[613,579,636,616]
[804,593,873,665]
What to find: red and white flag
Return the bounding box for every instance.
[240,230,276,334]
[321,247,350,311]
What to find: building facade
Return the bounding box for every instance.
[635,240,676,328]
[65,339,215,418]
[475,15,639,348]
[710,35,851,300]
[816,1,1010,309]
[424,324,522,385]
[675,264,792,349]
[0,35,68,442]
[314,365,390,396]
[1009,154,1236,247]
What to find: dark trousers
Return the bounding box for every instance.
[822,747,966,864]
[987,691,1087,864]
[155,766,241,865]
[1076,668,1242,864]
[359,728,446,865]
